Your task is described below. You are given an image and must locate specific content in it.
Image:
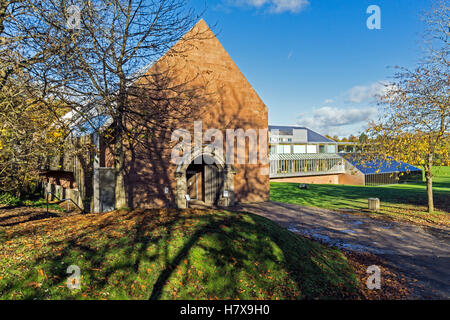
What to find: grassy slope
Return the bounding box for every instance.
[271,166,450,227]
[0,209,360,300]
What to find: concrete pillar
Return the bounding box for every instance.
[176,171,187,209]
[223,165,236,206]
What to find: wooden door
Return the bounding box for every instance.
[204,165,223,205]
[186,171,198,200]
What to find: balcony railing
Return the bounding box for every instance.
[269,153,346,178]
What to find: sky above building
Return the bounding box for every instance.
[192,0,432,137]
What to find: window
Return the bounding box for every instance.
[276,145,291,154]
[319,145,326,153]
[307,145,317,153]
[293,145,306,154]
[327,145,336,153]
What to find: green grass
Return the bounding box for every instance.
[422,166,450,184]
[271,166,450,227]
[0,209,360,300]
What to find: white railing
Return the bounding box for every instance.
[269,155,346,178]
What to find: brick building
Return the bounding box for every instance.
[42,20,270,212]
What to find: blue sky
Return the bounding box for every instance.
[191,0,431,137]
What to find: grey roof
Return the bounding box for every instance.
[268,125,335,143]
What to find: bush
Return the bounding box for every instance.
[0,193,22,206]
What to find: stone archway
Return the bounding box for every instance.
[175,147,236,209]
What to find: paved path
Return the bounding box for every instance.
[236,201,450,299]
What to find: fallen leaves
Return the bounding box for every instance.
[344,250,412,300]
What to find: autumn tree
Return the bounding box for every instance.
[0,71,65,198]
[0,1,69,198]
[8,0,205,209]
[367,1,449,212]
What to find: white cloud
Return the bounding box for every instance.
[347,81,389,103]
[297,106,377,136]
[270,0,310,13]
[323,99,334,104]
[232,0,309,13]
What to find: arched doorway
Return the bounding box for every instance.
[175,148,236,209]
[186,155,223,205]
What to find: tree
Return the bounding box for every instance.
[0,72,65,197]
[0,1,69,198]
[367,1,449,213]
[10,0,204,209]
[347,135,358,143]
[358,132,368,144]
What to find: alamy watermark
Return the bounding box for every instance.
[366,265,381,290]
[67,5,81,30]
[66,265,81,290]
[171,121,270,174]
[366,5,381,30]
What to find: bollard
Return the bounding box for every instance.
[368,198,380,211]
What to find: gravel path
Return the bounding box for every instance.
[237,201,450,299]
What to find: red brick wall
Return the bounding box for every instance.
[338,171,365,185]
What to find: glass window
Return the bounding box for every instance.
[327,145,336,153]
[307,145,317,153]
[293,145,306,154]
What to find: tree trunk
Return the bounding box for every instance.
[424,156,434,213]
[114,120,127,210]
[425,173,434,213]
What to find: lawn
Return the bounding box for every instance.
[0,208,363,300]
[271,166,450,227]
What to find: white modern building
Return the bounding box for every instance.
[268,126,421,185]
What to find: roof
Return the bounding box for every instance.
[65,19,266,138]
[268,125,335,143]
[269,153,343,161]
[343,154,422,175]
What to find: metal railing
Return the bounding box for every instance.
[269,158,346,178]
[46,191,84,215]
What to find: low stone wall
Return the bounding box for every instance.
[271,174,341,185]
[270,171,365,186]
[44,182,84,210]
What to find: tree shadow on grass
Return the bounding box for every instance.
[0,210,60,227]
[0,209,361,300]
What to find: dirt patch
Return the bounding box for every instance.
[292,228,413,299]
